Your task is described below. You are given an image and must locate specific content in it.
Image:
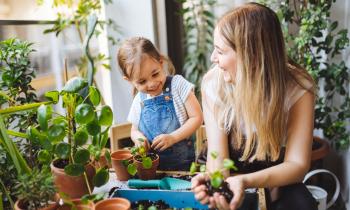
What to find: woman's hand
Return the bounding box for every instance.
[191,173,210,205]
[151,134,176,151]
[210,175,246,210]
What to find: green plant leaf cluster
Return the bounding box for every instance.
[258,0,350,149]
[27,76,113,190]
[127,138,153,176]
[13,167,56,210]
[179,0,217,97]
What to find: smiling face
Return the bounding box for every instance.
[128,55,166,96]
[211,28,238,83]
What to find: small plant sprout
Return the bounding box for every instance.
[127,138,153,176]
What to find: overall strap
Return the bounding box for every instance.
[163,76,173,94]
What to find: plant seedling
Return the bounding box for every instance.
[127,138,155,176]
[190,151,238,202]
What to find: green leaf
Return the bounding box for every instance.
[89,86,101,106]
[210,173,223,189]
[44,91,59,103]
[75,104,95,124]
[199,164,206,172]
[93,168,109,187]
[37,104,52,131]
[98,105,113,126]
[223,159,238,171]
[74,149,90,165]
[86,121,101,136]
[64,164,84,176]
[26,126,43,144]
[190,162,197,175]
[61,77,87,93]
[127,163,137,176]
[37,150,51,164]
[142,157,152,169]
[48,124,66,142]
[210,151,218,159]
[74,129,89,146]
[55,142,71,159]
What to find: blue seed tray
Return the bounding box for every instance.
[110,188,258,209]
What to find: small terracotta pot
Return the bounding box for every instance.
[95,198,130,210]
[111,150,133,181]
[57,198,95,210]
[14,195,59,210]
[134,153,159,180]
[51,159,95,199]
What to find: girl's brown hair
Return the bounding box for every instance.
[214,3,315,161]
[117,37,175,80]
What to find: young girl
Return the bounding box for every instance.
[192,3,317,210]
[117,37,203,170]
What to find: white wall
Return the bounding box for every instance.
[99,0,156,123]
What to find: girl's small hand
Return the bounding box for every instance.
[211,176,245,210]
[135,138,150,151]
[191,173,210,205]
[151,134,176,151]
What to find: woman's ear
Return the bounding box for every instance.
[123,76,130,81]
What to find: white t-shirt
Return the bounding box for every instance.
[127,75,194,127]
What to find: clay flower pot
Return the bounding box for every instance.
[95,198,131,210]
[111,150,133,181]
[51,159,95,199]
[57,198,95,210]
[134,153,159,180]
[14,194,60,210]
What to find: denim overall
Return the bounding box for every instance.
[138,76,195,170]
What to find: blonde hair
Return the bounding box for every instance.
[117,37,175,94]
[214,3,315,161]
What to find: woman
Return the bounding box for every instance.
[191,3,318,210]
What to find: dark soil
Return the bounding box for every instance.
[131,200,170,210]
[134,153,158,162]
[205,180,233,203]
[53,159,69,169]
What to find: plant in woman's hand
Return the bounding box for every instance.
[190,151,237,202]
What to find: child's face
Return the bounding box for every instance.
[211,28,237,83]
[129,55,166,96]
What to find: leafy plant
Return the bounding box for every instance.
[13,168,56,210]
[179,0,217,97]
[127,138,153,176]
[190,151,237,189]
[27,76,113,194]
[38,0,119,86]
[257,0,350,148]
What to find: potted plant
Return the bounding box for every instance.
[190,151,238,202]
[111,149,133,181]
[27,76,113,198]
[258,0,349,152]
[13,168,58,210]
[127,139,159,180]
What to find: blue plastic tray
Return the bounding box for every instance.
[111,188,258,209]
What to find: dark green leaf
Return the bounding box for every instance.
[55,142,71,159]
[75,103,95,124]
[37,104,52,131]
[64,163,84,176]
[89,86,101,106]
[61,77,87,93]
[86,121,101,136]
[48,124,66,142]
[127,163,137,176]
[98,105,113,126]
[93,168,109,187]
[74,149,90,165]
[74,129,89,146]
[44,91,59,103]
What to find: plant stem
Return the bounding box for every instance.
[0,177,14,209]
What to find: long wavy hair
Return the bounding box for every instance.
[117,37,175,94]
[214,3,315,161]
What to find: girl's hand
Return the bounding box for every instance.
[210,176,245,210]
[151,134,176,151]
[135,138,150,151]
[191,173,210,205]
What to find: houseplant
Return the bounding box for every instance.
[190,151,237,202]
[257,0,350,149]
[179,0,217,97]
[127,139,159,180]
[27,76,113,198]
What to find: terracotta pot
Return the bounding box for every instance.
[95,198,130,210]
[14,196,59,210]
[51,159,96,199]
[311,136,330,161]
[111,150,133,181]
[57,199,95,210]
[134,153,159,180]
